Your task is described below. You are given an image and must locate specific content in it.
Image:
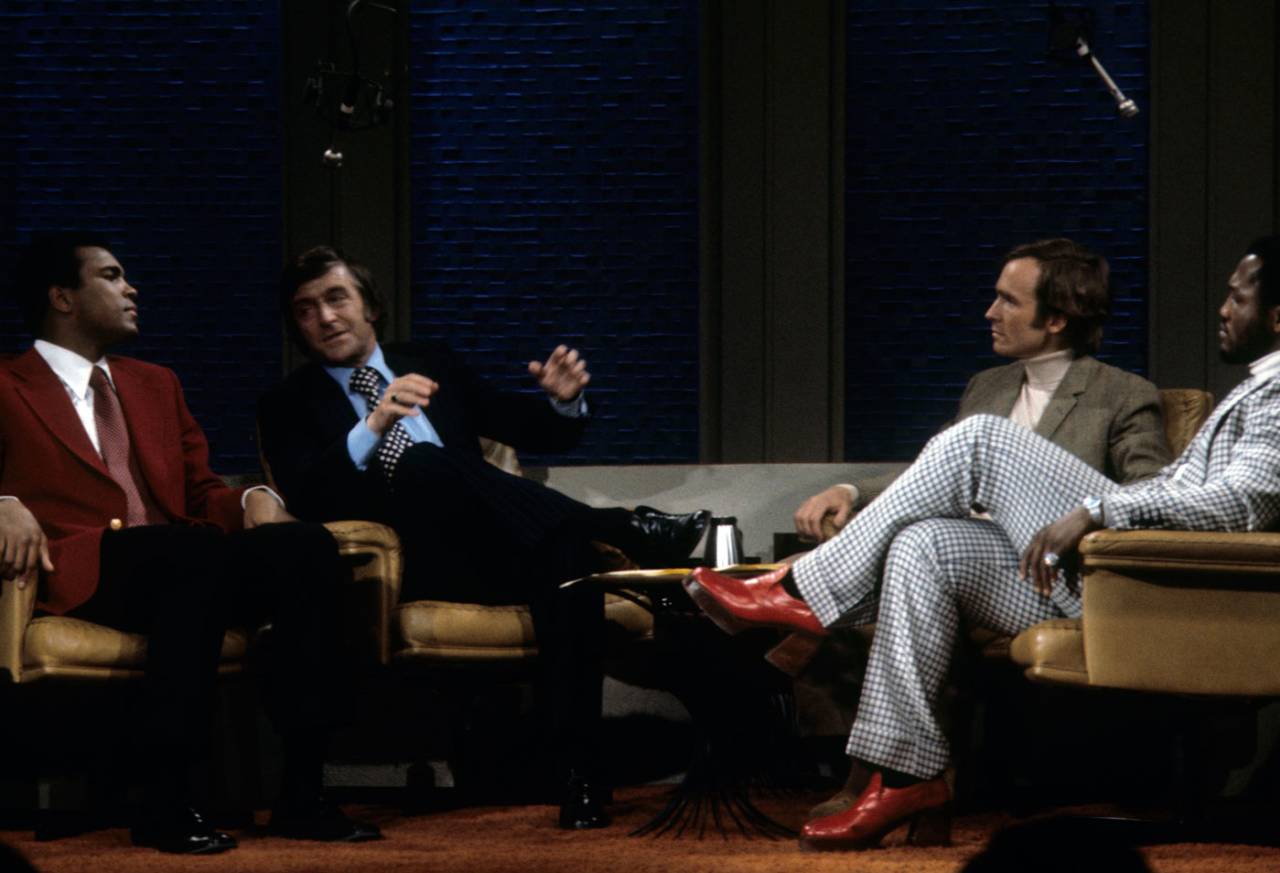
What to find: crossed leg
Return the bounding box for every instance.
[791,414,1120,627]
[846,518,1069,778]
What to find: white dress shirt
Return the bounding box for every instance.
[33,338,114,455]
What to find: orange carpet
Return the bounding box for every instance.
[4,787,1279,873]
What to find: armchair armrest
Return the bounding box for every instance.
[1080,529,1280,577]
[324,520,402,667]
[1,568,37,683]
[1078,529,1280,696]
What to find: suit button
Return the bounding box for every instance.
[109,518,124,531]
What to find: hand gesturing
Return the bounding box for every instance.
[528,345,590,402]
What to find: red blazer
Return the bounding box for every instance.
[0,348,245,614]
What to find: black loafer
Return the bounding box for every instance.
[630,506,712,567]
[558,774,612,830]
[131,806,238,855]
[269,800,383,842]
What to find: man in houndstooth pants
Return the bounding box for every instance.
[685,235,1280,851]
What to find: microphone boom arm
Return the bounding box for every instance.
[1076,37,1138,118]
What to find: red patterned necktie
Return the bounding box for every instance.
[349,366,414,486]
[90,366,165,527]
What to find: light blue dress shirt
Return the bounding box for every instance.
[325,343,586,471]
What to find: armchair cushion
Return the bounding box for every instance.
[395,600,538,662]
[1007,618,1087,686]
[392,594,653,664]
[23,619,247,682]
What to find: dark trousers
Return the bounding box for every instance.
[68,522,351,787]
[389,444,634,773]
[388,443,637,601]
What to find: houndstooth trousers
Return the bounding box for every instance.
[791,414,1121,779]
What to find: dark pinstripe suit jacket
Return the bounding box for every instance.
[257,341,586,524]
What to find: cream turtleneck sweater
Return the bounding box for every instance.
[1008,348,1074,431]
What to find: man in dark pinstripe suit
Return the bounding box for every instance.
[259,245,709,830]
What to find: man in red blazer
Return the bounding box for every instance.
[0,235,380,854]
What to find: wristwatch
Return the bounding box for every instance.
[1082,495,1105,526]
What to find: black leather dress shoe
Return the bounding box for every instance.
[630,506,712,567]
[269,800,383,842]
[131,806,238,855]
[559,774,612,830]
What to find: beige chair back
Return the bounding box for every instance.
[1158,388,1214,457]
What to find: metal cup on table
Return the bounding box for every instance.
[703,516,743,569]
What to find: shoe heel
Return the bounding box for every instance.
[906,804,951,847]
[682,576,749,635]
[765,632,824,676]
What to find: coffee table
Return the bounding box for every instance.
[568,566,798,839]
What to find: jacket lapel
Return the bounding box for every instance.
[977,363,1024,417]
[1034,356,1094,440]
[8,349,110,476]
[300,363,361,439]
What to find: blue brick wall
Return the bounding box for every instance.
[844,2,1149,460]
[408,1,700,464]
[0,1,282,471]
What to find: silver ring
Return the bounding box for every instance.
[1043,552,1060,568]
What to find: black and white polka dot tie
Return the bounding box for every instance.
[349,366,414,485]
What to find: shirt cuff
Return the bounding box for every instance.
[550,393,588,418]
[241,485,284,510]
[347,419,381,470]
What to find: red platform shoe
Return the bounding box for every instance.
[799,770,951,851]
[683,566,827,637]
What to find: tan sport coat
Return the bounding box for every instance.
[955,355,1170,484]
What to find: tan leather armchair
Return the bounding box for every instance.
[1006,514,1280,839]
[0,520,401,684]
[388,441,654,666]
[1003,388,1280,692]
[1011,528,1280,696]
[0,515,400,836]
[1,565,249,683]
